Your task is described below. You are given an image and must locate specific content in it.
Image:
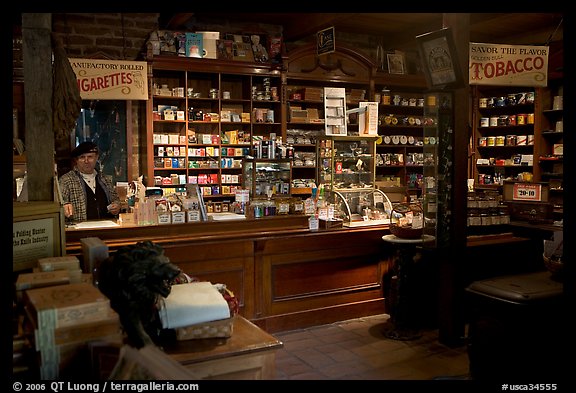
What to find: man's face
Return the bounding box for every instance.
[75,152,98,174]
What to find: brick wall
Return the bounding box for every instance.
[50,13,160,181]
[52,13,159,61]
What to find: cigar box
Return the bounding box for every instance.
[24,283,117,330]
[15,270,70,291]
[24,283,122,379]
[15,270,71,303]
[38,256,80,272]
[175,316,235,340]
[38,333,123,380]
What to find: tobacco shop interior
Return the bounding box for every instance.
[12,12,571,381]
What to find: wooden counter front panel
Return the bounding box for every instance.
[161,239,255,319]
[65,221,392,332]
[254,229,389,332]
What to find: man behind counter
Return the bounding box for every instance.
[59,141,120,223]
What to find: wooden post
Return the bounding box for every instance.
[22,13,55,202]
[437,13,470,347]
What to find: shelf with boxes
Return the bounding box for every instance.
[146,56,283,202]
[284,44,375,195]
[373,86,427,199]
[537,80,563,218]
[285,85,371,191]
[285,85,327,191]
[471,86,538,189]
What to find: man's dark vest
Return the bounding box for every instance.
[84,179,110,220]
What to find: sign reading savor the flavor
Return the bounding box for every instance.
[513,183,542,202]
[69,58,148,100]
[469,43,548,87]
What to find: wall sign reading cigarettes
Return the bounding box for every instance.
[69,58,149,100]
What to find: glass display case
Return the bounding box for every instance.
[318,135,393,226]
[242,158,292,199]
[331,188,393,227]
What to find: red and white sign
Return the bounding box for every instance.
[512,183,542,202]
[69,58,148,100]
[469,43,548,87]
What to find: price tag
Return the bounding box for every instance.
[512,183,542,201]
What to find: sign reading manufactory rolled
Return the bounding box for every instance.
[469,43,549,87]
[69,58,148,100]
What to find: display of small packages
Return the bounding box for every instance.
[155,197,185,225]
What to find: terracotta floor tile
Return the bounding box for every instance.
[273,313,470,380]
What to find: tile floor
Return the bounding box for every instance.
[273,313,470,380]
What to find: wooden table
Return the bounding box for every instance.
[161,316,283,380]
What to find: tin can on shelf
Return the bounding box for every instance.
[505,135,516,146]
[516,92,527,104]
[487,136,496,146]
[479,98,488,108]
[527,113,534,124]
[480,117,489,127]
[527,135,535,145]
[381,88,391,105]
[507,114,516,126]
[479,137,487,147]
[495,136,505,146]
[489,117,498,127]
[498,115,508,126]
[516,135,528,145]
[517,114,526,125]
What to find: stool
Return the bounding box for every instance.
[465,271,565,380]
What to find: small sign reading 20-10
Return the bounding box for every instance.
[513,183,542,202]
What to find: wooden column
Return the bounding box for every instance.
[437,13,470,346]
[22,13,54,202]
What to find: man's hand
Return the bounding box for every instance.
[107,202,121,215]
[63,203,74,218]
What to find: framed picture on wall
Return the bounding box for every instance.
[416,27,464,89]
[387,53,405,75]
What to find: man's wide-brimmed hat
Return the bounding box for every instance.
[71,141,99,158]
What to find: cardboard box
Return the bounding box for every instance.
[198,32,219,59]
[290,109,308,122]
[302,87,323,101]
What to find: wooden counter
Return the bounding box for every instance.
[65,216,391,333]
